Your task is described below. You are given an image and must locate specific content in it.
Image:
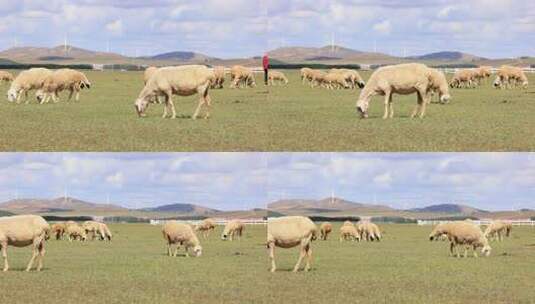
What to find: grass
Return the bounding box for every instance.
[0,70,534,151]
[0,223,268,304]
[269,223,535,304]
[1,223,533,303]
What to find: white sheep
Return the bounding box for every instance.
[221,220,244,241]
[430,221,491,258]
[267,216,317,272]
[195,218,216,238]
[7,68,52,104]
[36,69,91,104]
[134,65,215,119]
[356,63,450,119]
[268,71,288,85]
[0,215,50,271]
[484,220,512,242]
[229,65,256,89]
[339,224,360,242]
[0,71,14,83]
[162,221,202,257]
[211,66,226,89]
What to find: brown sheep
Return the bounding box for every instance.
[319,222,332,240]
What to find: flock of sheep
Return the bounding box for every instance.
[267,216,515,273]
[0,214,245,272]
[0,63,529,121]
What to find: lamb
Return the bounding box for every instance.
[162,221,202,257]
[134,65,215,119]
[0,215,50,272]
[50,222,67,240]
[36,69,91,104]
[493,66,528,89]
[221,220,244,241]
[66,223,87,242]
[484,220,512,242]
[211,66,226,89]
[195,218,217,238]
[356,63,450,119]
[319,222,332,240]
[7,68,52,104]
[359,222,381,241]
[267,216,317,272]
[268,70,288,85]
[0,71,14,83]
[339,224,360,242]
[229,65,256,89]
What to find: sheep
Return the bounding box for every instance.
[7,68,52,104]
[356,63,450,119]
[65,223,87,242]
[267,216,317,273]
[319,222,332,240]
[211,66,226,89]
[449,69,478,88]
[323,72,350,90]
[229,65,256,89]
[0,71,14,83]
[309,70,327,88]
[430,221,491,257]
[484,220,512,242]
[144,66,159,84]
[221,220,244,241]
[0,215,50,271]
[50,222,67,240]
[195,218,216,238]
[493,66,528,89]
[329,68,365,89]
[359,222,382,241]
[300,68,314,85]
[162,221,202,257]
[134,65,215,119]
[339,224,360,242]
[268,70,289,86]
[82,221,112,241]
[36,69,91,104]
[474,66,492,84]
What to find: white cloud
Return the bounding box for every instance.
[106,172,124,187]
[106,19,123,35]
[373,20,391,35]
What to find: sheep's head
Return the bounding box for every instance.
[35,89,46,103]
[481,245,491,257]
[80,80,91,89]
[7,89,17,102]
[192,245,202,257]
[221,227,231,240]
[134,98,149,117]
[439,92,451,104]
[493,76,502,88]
[357,81,365,89]
[356,99,369,118]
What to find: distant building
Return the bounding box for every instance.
[92,64,104,71]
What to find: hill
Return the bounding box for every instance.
[268,197,394,216]
[0,45,128,64]
[408,51,486,62]
[0,197,126,214]
[141,203,219,215]
[267,45,399,64]
[140,51,215,62]
[408,204,488,215]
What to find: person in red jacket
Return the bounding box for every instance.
[262,53,269,85]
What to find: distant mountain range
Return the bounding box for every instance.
[0,44,532,66]
[408,203,488,215]
[0,197,126,213]
[141,203,219,215]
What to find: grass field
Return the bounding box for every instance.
[0,224,268,304]
[269,223,535,304]
[0,70,534,151]
[1,223,534,303]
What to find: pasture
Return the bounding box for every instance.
[0,69,534,151]
[0,223,268,304]
[269,223,535,304]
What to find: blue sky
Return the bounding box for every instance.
[0,1,533,58]
[0,153,534,211]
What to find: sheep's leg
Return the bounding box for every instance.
[293,244,306,272]
[67,89,74,101]
[173,244,179,257]
[75,90,80,101]
[1,242,8,272]
[36,241,45,271]
[24,90,30,104]
[304,245,312,272]
[473,246,478,258]
[411,91,424,118]
[25,240,40,271]
[16,90,23,104]
[268,242,276,273]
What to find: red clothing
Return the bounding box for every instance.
[262,55,269,69]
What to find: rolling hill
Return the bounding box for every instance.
[0,197,126,214]
[141,203,219,215]
[408,204,488,215]
[408,51,486,62]
[140,51,215,62]
[0,45,128,64]
[267,45,399,64]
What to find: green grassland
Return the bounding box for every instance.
[1,223,533,303]
[0,70,534,151]
[0,224,268,304]
[269,223,535,304]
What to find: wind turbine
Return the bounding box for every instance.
[63,34,72,55]
[331,32,335,54]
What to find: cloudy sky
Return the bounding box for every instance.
[0,153,534,211]
[0,1,533,58]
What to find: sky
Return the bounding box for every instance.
[0,153,534,211]
[0,0,533,58]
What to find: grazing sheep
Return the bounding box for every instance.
[330,68,365,89]
[356,63,450,119]
[162,221,202,257]
[484,220,512,242]
[343,220,354,227]
[474,66,492,84]
[50,222,67,240]
[0,215,50,271]
[339,224,360,242]
[493,66,528,89]
[323,72,350,90]
[195,218,217,238]
[267,216,317,273]
[221,220,244,241]
[66,224,87,242]
[319,222,332,240]
[449,69,479,88]
[268,70,289,85]
[229,65,256,89]
[7,68,52,104]
[144,66,159,84]
[134,65,215,119]
[211,66,226,89]
[309,70,327,88]
[430,221,491,257]
[82,221,112,241]
[0,71,14,83]
[36,69,91,104]
[359,222,382,241]
[300,68,314,85]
